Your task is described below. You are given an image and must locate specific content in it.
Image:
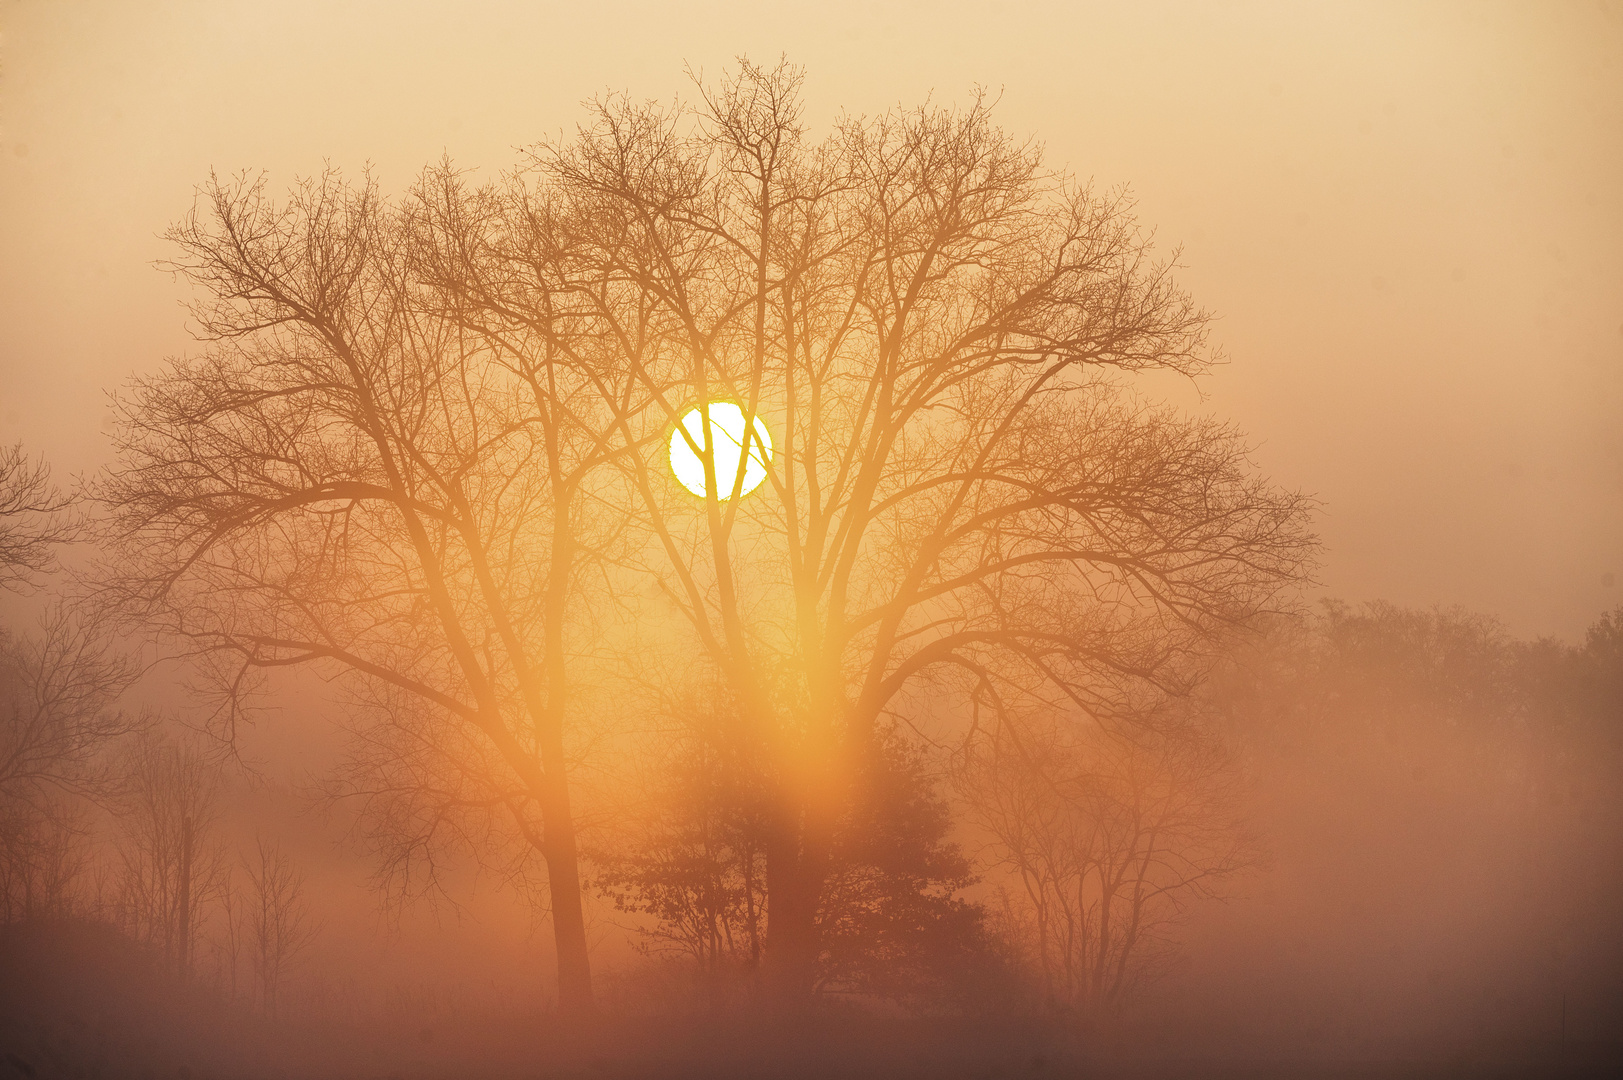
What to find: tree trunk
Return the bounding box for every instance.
[762,799,836,1010]
[539,770,594,1017]
[177,815,193,980]
[762,833,816,1006]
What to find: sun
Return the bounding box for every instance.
[668,401,772,499]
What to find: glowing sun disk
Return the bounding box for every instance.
[668,402,771,499]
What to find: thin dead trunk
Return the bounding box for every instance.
[177,815,192,979]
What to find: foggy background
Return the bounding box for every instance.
[3,0,1619,639]
[1,2,1620,1076]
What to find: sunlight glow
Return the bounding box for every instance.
[668,402,772,500]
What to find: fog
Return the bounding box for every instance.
[1,3,1620,1078]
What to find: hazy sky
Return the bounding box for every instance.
[1,0,1619,639]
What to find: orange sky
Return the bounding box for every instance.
[1,0,1619,639]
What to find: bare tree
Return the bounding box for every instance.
[0,608,142,920]
[103,60,1312,1013]
[114,733,225,979]
[957,707,1259,1024]
[0,796,94,922]
[211,862,249,1002]
[420,60,1313,1002]
[99,169,624,1014]
[243,835,317,1018]
[0,609,140,806]
[1,443,139,922]
[0,443,80,592]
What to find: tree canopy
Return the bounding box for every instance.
[100,60,1315,1012]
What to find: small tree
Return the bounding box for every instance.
[596,681,990,1009]
[592,682,770,986]
[212,863,249,1002]
[0,610,139,807]
[1,443,139,922]
[957,707,1259,1024]
[243,836,317,1018]
[814,730,988,1007]
[0,796,94,923]
[114,734,225,979]
[0,608,141,921]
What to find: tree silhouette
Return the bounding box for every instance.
[957,704,1258,1024]
[104,60,1314,1014]
[113,734,225,980]
[414,60,1314,1003]
[2,444,138,923]
[100,170,619,1013]
[0,443,80,593]
[242,836,317,1018]
[1,608,141,921]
